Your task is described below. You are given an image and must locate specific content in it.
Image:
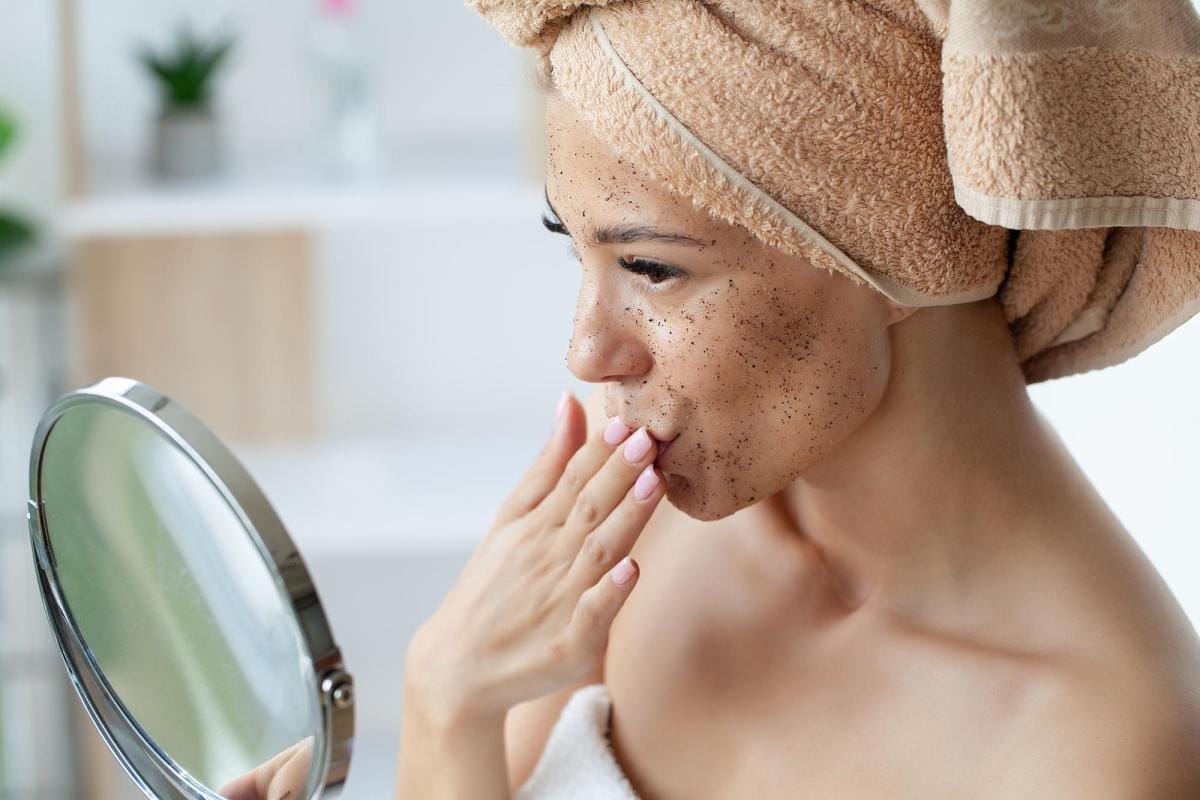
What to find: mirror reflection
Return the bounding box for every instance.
[40,402,320,794]
[218,737,314,800]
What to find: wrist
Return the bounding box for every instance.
[404,626,505,732]
[403,675,505,740]
[397,650,510,800]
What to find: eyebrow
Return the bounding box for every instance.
[543,185,710,249]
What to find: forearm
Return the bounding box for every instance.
[395,669,510,800]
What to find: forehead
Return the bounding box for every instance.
[544,93,616,168]
[543,94,733,239]
[544,95,655,204]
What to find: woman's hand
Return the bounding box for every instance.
[406,390,666,727]
[217,737,313,800]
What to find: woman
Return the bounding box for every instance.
[400,0,1200,797]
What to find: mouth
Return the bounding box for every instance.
[654,433,678,466]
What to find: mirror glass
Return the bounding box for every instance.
[37,400,321,796]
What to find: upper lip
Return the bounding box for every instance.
[646,429,677,447]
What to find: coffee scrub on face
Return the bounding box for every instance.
[544,92,905,521]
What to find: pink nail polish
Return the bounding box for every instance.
[633,463,659,500]
[623,428,652,463]
[611,556,635,585]
[604,416,633,445]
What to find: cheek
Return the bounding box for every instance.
[659,279,891,514]
[746,286,889,457]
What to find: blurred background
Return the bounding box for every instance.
[0,1,1197,798]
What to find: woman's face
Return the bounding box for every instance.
[545,92,906,521]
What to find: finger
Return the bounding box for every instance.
[217,738,309,800]
[554,426,659,556]
[490,391,587,530]
[566,555,641,659]
[217,773,259,800]
[270,738,314,799]
[536,413,637,527]
[564,462,665,594]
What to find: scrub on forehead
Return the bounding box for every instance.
[544,92,900,521]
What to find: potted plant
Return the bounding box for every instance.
[0,107,35,268]
[139,24,236,180]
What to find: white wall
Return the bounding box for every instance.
[1029,318,1200,629]
[73,0,535,181]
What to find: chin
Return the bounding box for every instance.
[664,474,751,522]
[666,463,802,522]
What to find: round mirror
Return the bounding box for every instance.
[26,377,353,799]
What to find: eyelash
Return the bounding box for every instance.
[617,256,683,286]
[541,213,685,288]
[541,213,568,236]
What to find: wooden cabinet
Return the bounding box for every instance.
[68,229,316,442]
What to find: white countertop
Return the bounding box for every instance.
[62,145,541,237]
[227,428,549,558]
[62,174,542,237]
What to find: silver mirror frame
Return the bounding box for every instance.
[26,377,354,799]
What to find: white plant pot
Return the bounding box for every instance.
[151,106,223,180]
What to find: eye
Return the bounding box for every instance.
[565,248,683,288]
[545,211,685,289]
[617,256,684,286]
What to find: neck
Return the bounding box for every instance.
[770,297,1114,628]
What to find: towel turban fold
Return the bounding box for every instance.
[468,0,1200,383]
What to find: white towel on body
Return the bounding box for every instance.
[514,683,641,800]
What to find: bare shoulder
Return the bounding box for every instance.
[991,516,1200,797]
[998,658,1200,799]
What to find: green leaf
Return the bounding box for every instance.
[0,212,35,258]
[0,111,15,161]
[137,23,236,108]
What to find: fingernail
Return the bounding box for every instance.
[555,390,570,425]
[633,463,659,500]
[603,416,633,446]
[622,428,652,463]
[611,556,636,585]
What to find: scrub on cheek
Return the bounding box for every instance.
[646,264,880,521]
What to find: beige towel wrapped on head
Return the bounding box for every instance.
[469,0,1200,383]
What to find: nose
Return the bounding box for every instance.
[565,280,652,384]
